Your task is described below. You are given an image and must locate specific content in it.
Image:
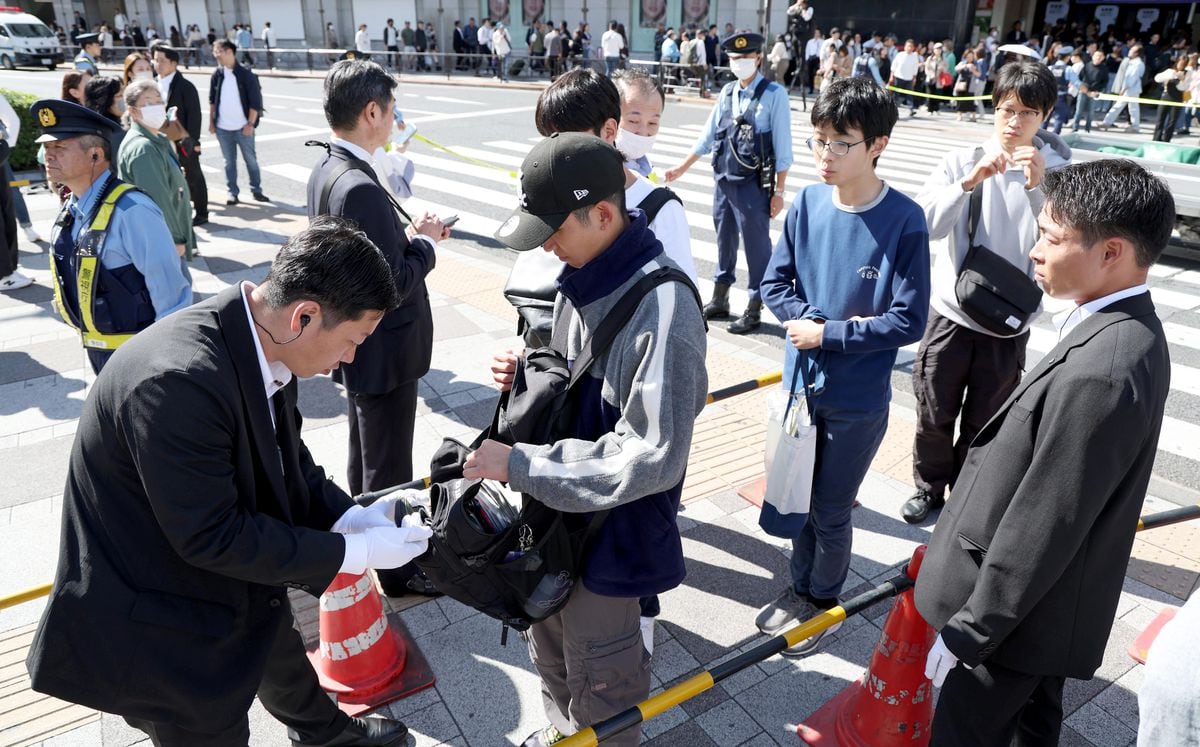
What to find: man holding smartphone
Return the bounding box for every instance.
[154,45,209,225]
[307,60,450,597]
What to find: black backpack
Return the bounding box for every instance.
[414,267,701,641]
[502,187,685,347]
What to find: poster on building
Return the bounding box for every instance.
[522,0,545,25]
[682,0,709,27]
[641,0,667,28]
[488,0,511,24]
[1093,5,1119,33]
[1137,8,1160,31]
[1045,0,1069,25]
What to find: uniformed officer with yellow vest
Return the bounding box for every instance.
[73,32,101,75]
[35,99,191,374]
[665,31,792,334]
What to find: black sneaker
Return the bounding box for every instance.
[252,192,270,202]
[226,197,239,206]
[192,215,209,226]
[901,489,945,524]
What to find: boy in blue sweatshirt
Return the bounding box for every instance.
[757,77,931,656]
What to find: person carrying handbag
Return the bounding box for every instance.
[902,61,1071,525]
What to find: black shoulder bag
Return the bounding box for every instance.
[953,159,1042,337]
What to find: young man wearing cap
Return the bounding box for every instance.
[665,31,792,334]
[464,133,708,747]
[35,98,191,373]
[73,32,101,74]
[902,62,1070,526]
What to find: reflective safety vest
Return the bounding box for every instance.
[50,181,156,351]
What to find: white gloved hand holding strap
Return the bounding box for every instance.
[339,524,433,575]
[332,488,430,534]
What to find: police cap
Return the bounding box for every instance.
[76,32,101,45]
[721,32,764,54]
[30,99,122,144]
[494,132,626,252]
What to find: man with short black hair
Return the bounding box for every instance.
[209,39,267,205]
[154,45,209,225]
[26,216,429,746]
[307,59,450,598]
[467,133,707,747]
[916,158,1174,745]
[383,18,400,69]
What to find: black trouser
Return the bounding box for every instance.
[931,660,1065,746]
[125,603,348,746]
[912,310,1027,497]
[0,166,16,278]
[1154,99,1183,142]
[346,381,419,592]
[177,139,209,220]
[387,44,399,68]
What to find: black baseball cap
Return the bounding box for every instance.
[494,132,626,252]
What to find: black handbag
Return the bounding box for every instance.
[954,170,1042,337]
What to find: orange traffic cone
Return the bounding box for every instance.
[797,545,937,746]
[305,572,436,716]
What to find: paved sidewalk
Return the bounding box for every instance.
[0,190,1195,746]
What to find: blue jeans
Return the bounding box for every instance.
[1072,94,1096,132]
[214,127,262,198]
[605,56,620,76]
[789,404,889,600]
[4,162,31,226]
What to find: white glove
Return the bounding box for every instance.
[924,633,961,688]
[339,524,433,575]
[332,489,430,534]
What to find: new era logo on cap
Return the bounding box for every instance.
[492,132,626,252]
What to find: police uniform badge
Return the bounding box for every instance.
[38,107,56,128]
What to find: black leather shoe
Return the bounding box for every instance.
[728,299,762,335]
[225,197,238,205]
[292,716,408,746]
[252,191,270,202]
[901,489,944,524]
[192,215,209,226]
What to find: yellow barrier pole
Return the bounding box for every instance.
[0,582,53,611]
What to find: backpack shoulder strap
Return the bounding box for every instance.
[967,146,984,246]
[636,186,684,224]
[309,141,414,223]
[568,267,701,388]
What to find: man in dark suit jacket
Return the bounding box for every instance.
[153,44,209,225]
[914,159,1176,746]
[26,219,431,746]
[306,60,448,596]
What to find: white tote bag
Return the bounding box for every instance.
[760,363,816,538]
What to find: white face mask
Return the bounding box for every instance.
[730,57,759,81]
[139,103,167,129]
[133,70,153,81]
[616,127,656,161]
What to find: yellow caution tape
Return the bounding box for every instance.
[886,84,990,102]
[413,133,519,179]
[1098,92,1193,108]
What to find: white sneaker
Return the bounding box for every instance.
[0,270,33,291]
[22,224,42,242]
[639,616,655,654]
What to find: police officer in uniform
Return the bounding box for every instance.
[35,99,191,374]
[73,32,101,74]
[666,31,791,334]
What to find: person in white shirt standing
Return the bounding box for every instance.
[260,22,276,69]
[803,29,823,94]
[383,18,400,69]
[355,24,371,60]
[889,38,921,116]
[477,19,494,76]
[601,21,624,76]
[1099,44,1145,133]
[208,39,268,205]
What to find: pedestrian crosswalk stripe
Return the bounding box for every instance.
[264,163,313,184]
[1151,287,1200,311]
[1164,322,1200,351]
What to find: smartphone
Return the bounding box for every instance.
[442,215,460,228]
[395,122,418,146]
[166,106,178,122]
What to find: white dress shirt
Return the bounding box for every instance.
[1055,284,1149,340]
[240,282,293,427]
[157,70,175,101]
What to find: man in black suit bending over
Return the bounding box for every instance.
[26,219,433,747]
[915,159,1175,745]
[307,59,449,597]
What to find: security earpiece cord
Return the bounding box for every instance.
[253,316,306,345]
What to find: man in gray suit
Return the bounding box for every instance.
[914,158,1175,746]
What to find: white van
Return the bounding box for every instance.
[0,8,63,70]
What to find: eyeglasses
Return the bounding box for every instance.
[806,137,869,156]
[995,106,1042,122]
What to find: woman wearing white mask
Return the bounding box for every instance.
[117,79,196,265]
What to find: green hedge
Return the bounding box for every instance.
[2,88,43,172]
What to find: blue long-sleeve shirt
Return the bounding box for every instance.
[60,175,192,320]
[691,72,794,173]
[761,183,930,410]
